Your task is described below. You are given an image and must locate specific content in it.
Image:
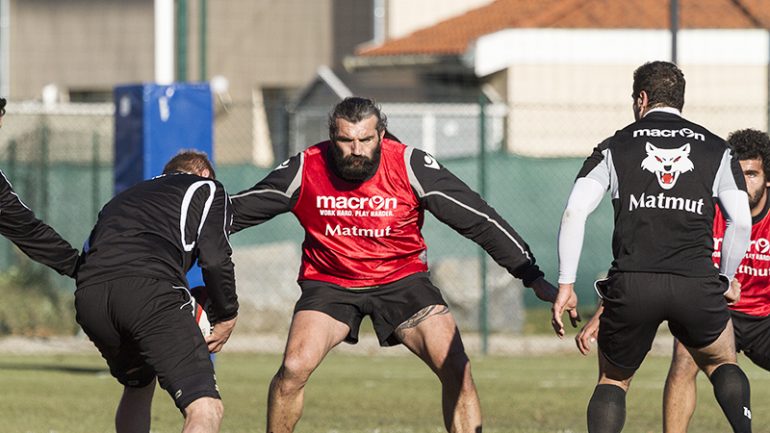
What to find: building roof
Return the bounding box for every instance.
[358,0,770,57]
[293,65,486,107]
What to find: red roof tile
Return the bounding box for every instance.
[358,0,770,57]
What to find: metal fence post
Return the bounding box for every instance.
[478,94,489,354]
[177,0,188,82]
[40,123,49,221]
[7,138,15,183]
[39,123,50,286]
[6,139,15,266]
[92,132,100,223]
[199,0,207,81]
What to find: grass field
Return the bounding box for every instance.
[1,350,768,433]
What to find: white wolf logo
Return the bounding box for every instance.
[640,142,694,190]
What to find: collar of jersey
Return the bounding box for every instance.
[643,106,682,117]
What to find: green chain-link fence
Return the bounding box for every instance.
[0,95,762,346]
[0,100,612,341]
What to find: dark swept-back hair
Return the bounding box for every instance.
[728,128,770,177]
[328,96,388,140]
[633,61,685,111]
[163,150,216,179]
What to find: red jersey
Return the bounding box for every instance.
[713,202,770,316]
[230,138,544,289]
[293,139,428,286]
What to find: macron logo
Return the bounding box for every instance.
[633,127,705,141]
[316,195,397,211]
[749,237,770,254]
[423,154,440,170]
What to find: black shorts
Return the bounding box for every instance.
[732,310,770,371]
[295,272,447,347]
[597,272,729,370]
[75,277,219,411]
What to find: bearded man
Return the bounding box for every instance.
[230,96,573,433]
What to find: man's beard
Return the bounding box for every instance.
[330,142,381,182]
[748,186,766,210]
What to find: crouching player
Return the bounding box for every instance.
[75,151,238,433]
[663,129,770,432]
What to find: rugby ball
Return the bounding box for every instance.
[190,286,212,337]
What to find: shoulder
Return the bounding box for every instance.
[382,137,407,152]
[401,144,442,172]
[596,136,616,152]
[156,173,224,192]
[304,141,330,157]
[597,123,636,152]
[679,118,727,149]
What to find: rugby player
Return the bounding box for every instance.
[553,61,753,432]
[230,96,575,433]
[662,128,770,432]
[75,151,238,433]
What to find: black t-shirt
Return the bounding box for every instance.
[77,172,238,322]
[577,111,746,276]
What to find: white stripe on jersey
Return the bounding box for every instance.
[0,169,31,211]
[230,188,292,199]
[422,190,532,263]
[180,180,216,252]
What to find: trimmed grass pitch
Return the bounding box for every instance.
[0,352,768,433]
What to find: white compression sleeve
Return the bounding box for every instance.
[717,188,751,280]
[558,177,606,284]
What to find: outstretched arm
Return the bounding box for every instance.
[0,171,79,277]
[407,147,544,287]
[229,154,303,233]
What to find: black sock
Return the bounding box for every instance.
[710,363,752,433]
[587,384,626,433]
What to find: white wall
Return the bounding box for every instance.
[474,29,770,157]
[387,0,493,39]
[505,63,768,157]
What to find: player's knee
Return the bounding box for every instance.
[122,379,156,401]
[277,356,315,386]
[668,356,699,382]
[185,397,224,423]
[696,351,737,376]
[438,350,472,385]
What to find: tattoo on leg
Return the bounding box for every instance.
[396,305,450,336]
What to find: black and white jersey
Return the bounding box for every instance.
[0,170,79,277]
[77,172,238,322]
[559,109,751,282]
